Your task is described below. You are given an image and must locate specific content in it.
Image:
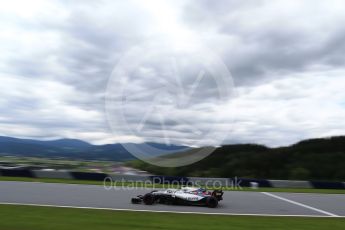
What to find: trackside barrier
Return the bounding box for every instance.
[0,169,34,178]
[187,177,230,187]
[238,178,272,188]
[32,170,74,180]
[70,172,108,181]
[269,180,312,188]
[310,181,345,189]
[109,175,150,182]
[0,169,344,189]
[150,175,189,185]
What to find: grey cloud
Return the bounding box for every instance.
[182,0,345,86]
[1,0,345,147]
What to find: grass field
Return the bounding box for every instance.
[0,204,344,230]
[0,176,344,194]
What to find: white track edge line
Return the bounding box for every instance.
[261,192,339,217]
[0,202,343,218]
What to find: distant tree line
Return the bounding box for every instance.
[127,136,345,181]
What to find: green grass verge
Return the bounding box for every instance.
[0,176,344,194]
[0,204,344,230]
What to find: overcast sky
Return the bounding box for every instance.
[1,0,345,147]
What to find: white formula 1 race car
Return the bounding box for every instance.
[131,187,224,208]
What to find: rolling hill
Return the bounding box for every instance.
[128,136,345,181]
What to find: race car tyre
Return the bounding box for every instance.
[143,193,155,205]
[212,190,224,201]
[131,197,142,204]
[206,196,218,208]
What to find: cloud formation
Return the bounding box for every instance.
[1,0,345,146]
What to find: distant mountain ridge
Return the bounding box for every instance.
[0,136,188,161]
[0,136,92,149]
